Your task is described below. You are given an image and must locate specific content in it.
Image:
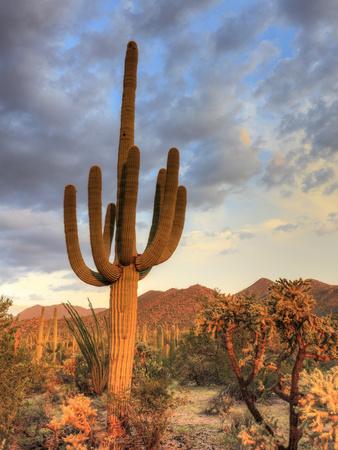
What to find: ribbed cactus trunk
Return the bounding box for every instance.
[108,266,138,396]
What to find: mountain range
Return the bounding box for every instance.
[17,278,338,328]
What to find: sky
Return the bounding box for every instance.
[0,0,337,314]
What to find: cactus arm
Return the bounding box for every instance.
[64,185,111,286]
[147,168,166,245]
[116,146,140,265]
[88,167,121,282]
[117,41,138,194]
[103,203,116,256]
[138,168,165,280]
[136,148,179,272]
[156,185,187,264]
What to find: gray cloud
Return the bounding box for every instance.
[278,0,338,27]
[125,0,220,36]
[274,223,299,233]
[4,0,336,283]
[302,167,334,192]
[238,231,255,240]
[259,1,338,191]
[324,182,338,196]
[0,208,66,281]
[215,2,273,52]
[315,212,338,235]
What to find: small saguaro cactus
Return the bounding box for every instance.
[63,41,186,427]
[35,306,45,363]
[52,307,58,363]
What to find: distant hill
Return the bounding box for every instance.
[239,277,338,316]
[17,278,338,327]
[18,304,106,321]
[137,284,215,328]
[239,277,273,298]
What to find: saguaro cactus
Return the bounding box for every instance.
[35,306,45,363]
[52,307,58,363]
[63,41,186,426]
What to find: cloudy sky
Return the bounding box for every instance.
[1,0,337,313]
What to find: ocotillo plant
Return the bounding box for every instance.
[63,41,186,425]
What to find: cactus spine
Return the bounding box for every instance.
[35,306,45,362]
[63,41,186,427]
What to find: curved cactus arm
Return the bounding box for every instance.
[138,168,165,281]
[64,185,110,286]
[88,167,121,282]
[103,203,116,256]
[147,168,166,246]
[156,185,187,264]
[135,148,179,272]
[139,185,186,279]
[116,146,140,265]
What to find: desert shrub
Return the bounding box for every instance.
[99,391,175,450]
[221,410,256,449]
[171,330,234,386]
[14,397,50,449]
[0,297,37,447]
[74,353,93,395]
[298,366,338,449]
[132,342,172,410]
[205,387,236,417]
[238,417,285,450]
[98,343,176,449]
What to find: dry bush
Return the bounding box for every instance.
[45,394,97,449]
[298,366,338,449]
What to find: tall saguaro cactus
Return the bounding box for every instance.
[63,41,186,425]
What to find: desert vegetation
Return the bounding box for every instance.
[1,277,337,449]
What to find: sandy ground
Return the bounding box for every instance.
[162,386,289,450]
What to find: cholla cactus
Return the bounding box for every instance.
[197,292,275,437]
[298,366,338,450]
[268,279,337,450]
[47,394,97,449]
[63,42,186,428]
[197,281,337,450]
